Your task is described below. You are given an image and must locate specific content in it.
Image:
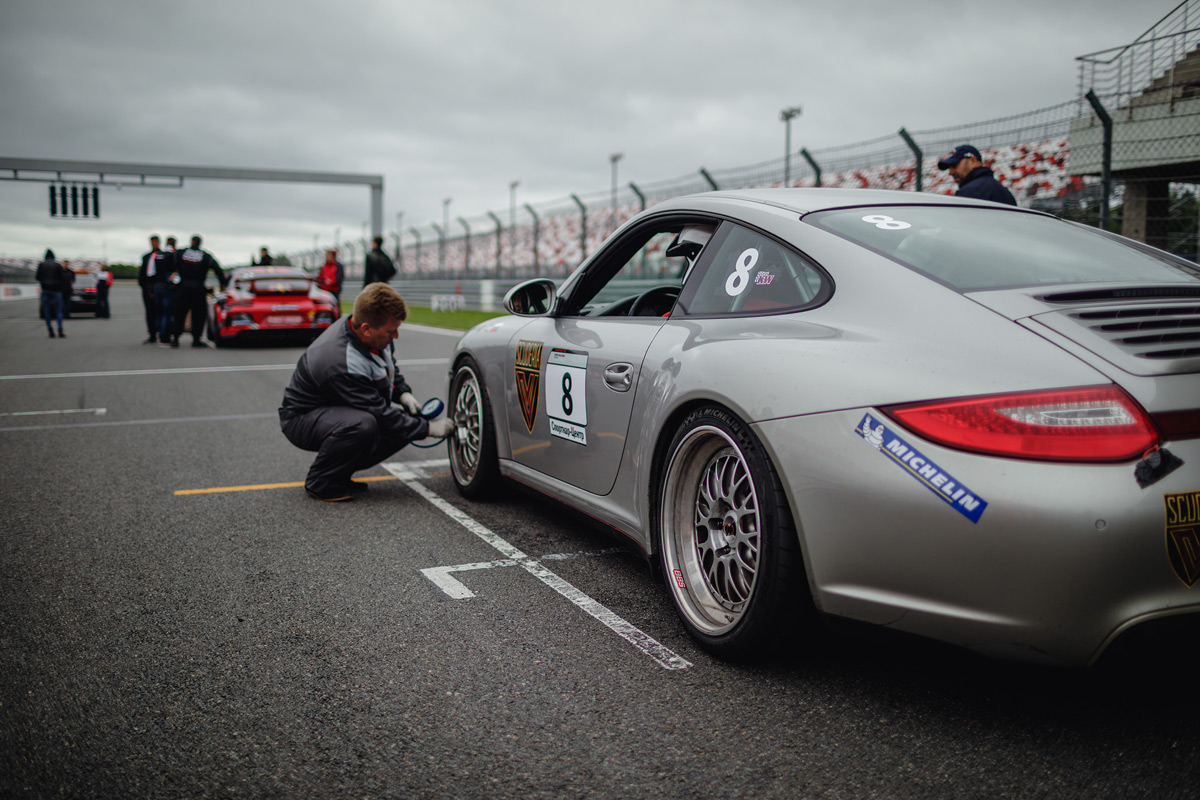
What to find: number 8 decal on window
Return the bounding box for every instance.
[725,248,759,297]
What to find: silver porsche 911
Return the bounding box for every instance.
[444,188,1200,666]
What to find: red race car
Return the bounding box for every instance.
[207,266,339,347]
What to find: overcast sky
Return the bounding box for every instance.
[0,0,1167,267]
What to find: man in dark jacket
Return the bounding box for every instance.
[363,236,397,286]
[170,235,226,348]
[279,283,454,501]
[937,145,1017,206]
[36,248,66,338]
[138,235,168,343]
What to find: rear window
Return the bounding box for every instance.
[248,279,311,294]
[807,206,1200,291]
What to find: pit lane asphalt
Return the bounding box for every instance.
[2,286,1199,800]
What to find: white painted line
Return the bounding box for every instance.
[383,460,692,671]
[420,548,624,600]
[421,560,517,599]
[0,358,447,382]
[0,407,107,417]
[0,412,277,433]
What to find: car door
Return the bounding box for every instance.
[505,215,718,496]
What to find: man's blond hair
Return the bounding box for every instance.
[351,282,408,328]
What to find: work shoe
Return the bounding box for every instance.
[305,485,354,502]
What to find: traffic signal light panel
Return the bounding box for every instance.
[49,184,100,219]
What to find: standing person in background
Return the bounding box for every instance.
[936,145,1017,205]
[317,248,345,315]
[171,235,226,348]
[95,263,113,319]
[257,247,273,266]
[363,236,396,286]
[138,235,167,342]
[154,242,178,347]
[36,248,66,338]
[60,260,75,315]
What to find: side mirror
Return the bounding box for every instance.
[503,278,558,316]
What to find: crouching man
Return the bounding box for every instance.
[279,282,455,501]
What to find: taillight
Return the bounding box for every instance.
[882,385,1162,462]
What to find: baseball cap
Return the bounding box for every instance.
[937,145,982,170]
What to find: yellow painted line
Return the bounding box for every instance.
[175,475,397,496]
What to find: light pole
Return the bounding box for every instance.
[610,152,624,234]
[780,105,802,186]
[441,198,452,272]
[509,181,519,276]
[509,181,519,232]
[395,211,404,266]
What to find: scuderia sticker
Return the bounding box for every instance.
[1165,490,1200,587]
[856,412,988,523]
[514,339,543,433]
[545,349,588,445]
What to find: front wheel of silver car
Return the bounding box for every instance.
[448,356,500,499]
[658,406,805,658]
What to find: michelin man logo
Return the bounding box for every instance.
[863,419,885,449]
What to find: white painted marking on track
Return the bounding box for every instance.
[0,412,277,433]
[383,459,692,671]
[420,548,624,600]
[0,407,107,417]
[0,358,447,381]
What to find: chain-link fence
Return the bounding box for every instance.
[293,0,1199,278]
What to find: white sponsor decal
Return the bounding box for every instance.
[549,417,587,445]
[546,349,588,444]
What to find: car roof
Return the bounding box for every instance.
[662,188,1034,216]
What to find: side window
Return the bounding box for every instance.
[564,219,717,317]
[676,223,828,316]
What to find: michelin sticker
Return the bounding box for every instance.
[856,412,988,523]
[546,349,588,445]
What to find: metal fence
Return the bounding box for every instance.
[298,0,1194,282]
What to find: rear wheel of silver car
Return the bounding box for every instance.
[448,356,500,498]
[659,406,805,658]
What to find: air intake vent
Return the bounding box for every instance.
[1070,305,1200,359]
[1041,286,1200,304]
[1030,297,1200,376]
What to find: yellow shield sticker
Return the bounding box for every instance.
[514,339,544,433]
[1165,490,1200,587]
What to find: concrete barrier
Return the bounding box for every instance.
[0,284,39,302]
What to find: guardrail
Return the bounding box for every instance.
[0,284,40,301]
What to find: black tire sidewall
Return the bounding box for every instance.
[449,355,500,498]
[658,405,801,657]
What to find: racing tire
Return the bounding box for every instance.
[448,355,501,499]
[658,405,805,659]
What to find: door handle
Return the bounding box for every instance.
[603,362,633,392]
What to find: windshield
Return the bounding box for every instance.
[807,206,1200,291]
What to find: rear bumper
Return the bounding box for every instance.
[755,408,1200,666]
